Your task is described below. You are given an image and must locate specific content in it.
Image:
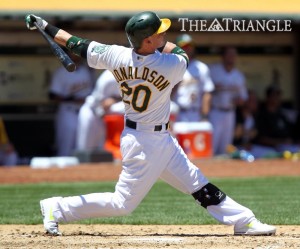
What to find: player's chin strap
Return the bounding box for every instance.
[192,183,226,208]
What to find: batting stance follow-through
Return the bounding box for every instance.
[25,12,276,236]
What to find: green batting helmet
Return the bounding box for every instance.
[125,11,171,49]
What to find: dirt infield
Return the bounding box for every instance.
[0,159,299,248]
[0,224,299,249]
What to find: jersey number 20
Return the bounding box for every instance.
[121,82,151,112]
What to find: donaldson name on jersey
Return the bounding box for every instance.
[112,66,170,92]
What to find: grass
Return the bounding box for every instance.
[0,177,299,225]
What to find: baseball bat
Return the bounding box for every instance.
[34,22,76,72]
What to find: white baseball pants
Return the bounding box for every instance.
[209,109,235,155]
[55,105,79,156]
[53,127,254,227]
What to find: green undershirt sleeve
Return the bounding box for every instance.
[66,36,91,59]
[171,46,189,67]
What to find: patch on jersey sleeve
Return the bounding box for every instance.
[91,44,111,54]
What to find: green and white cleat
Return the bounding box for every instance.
[234,219,276,236]
[40,197,62,236]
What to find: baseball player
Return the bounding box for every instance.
[76,69,124,151]
[174,34,214,122]
[25,12,276,236]
[0,116,18,166]
[49,53,95,156]
[209,47,248,155]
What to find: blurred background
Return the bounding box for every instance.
[0,0,299,164]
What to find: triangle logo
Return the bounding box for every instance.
[208,18,224,31]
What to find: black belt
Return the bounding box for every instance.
[126,119,169,131]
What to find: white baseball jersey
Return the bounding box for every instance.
[209,63,248,110]
[50,42,256,229]
[87,42,186,124]
[175,59,214,121]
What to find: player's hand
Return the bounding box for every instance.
[25,14,48,30]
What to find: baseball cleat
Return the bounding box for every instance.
[40,197,62,236]
[234,219,276,236]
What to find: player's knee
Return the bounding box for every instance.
[115,203,136,216]
[192,183,226,208]
[113,196,137,216]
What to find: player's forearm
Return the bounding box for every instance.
[160,42,187,56]
[53,29,72,47]
[160,41,189,65]
[201,92,212,118]
[45,23,89,58]
[160,42,176,53]
[43,23,70,46]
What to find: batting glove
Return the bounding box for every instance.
[25,14,48,30]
